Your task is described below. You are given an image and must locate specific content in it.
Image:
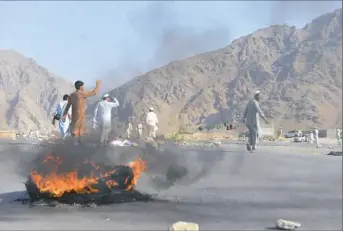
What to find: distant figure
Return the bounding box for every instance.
[35,129,40,140]
[243,90,269,153]
[314,127,321,148]
[336,128,341,145]
[146,107,158,139]
[63,80,102,145]
[277,126,283,139]
[92,93,119,144]
[309,131,314,144]
[126,121,133,139]
[297,130,303,137]
[52,94,72,139]
[137,123,143,138]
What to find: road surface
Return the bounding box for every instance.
[0,141,341,230]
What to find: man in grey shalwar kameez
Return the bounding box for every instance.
[243,91,269,153]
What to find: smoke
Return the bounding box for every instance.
[138,141,226,190]
[8,136,225,192]
[269,1,342,26]
[101,1,230,91]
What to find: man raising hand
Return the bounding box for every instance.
[63,80,102,145]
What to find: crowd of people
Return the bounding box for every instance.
[51,80,341,149]
[52,80,159,145]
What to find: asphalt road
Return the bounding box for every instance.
[0,142,341,230]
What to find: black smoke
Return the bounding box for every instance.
[10,137,225,193]
[100,1,230,91]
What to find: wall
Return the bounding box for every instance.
[0,131,17,140]
[260,122,275,136]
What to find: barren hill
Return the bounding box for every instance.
[97,8,342,134]
[0,50,73,133]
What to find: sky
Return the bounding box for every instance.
[0,1,341,90]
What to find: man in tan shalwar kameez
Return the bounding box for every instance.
[63,80,102,145]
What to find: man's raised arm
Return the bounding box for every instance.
[109,97,120,108]
[84,80,102,98]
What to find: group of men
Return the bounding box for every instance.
[52,80,101,145]
[52,80,159,145]
[52,80,338,149]
[125,107,159,139]
[242,90,340,153]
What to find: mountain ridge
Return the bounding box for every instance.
[0,49,74,132]
[98,8,342,134]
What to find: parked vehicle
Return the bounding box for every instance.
[293,135,306,142]
[285,130,297,138]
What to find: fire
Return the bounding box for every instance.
[30,171,99,197]
[30,155,147,198]
[127,158,147,190]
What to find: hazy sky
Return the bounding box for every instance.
[0,1,341,89]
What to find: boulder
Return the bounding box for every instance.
[169,221,199,231]
[276,219,301,230]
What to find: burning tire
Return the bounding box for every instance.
[24,151,152,205]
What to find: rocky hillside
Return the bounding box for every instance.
[0,50,73,133]
[92,9,342,134]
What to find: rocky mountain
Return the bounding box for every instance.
[0,50,73,133]
[96,8,342,134]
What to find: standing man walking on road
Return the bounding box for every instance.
[243,90,269,153]
[137,122,143,138]
[92,93,119,144]
[63,80,102,145]
[314,127,321,148]
[336,128,341,145]
[126,120,133,139]
[146,107,158,139]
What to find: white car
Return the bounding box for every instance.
[285,130,297,138]
[293,135,306,142]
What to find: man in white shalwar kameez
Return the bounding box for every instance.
[336,128,341,145]
[243,91,269,153]
[146,107,158,139]
[93,93,120,144]
[52,94,72,139]
[314,127,321,148]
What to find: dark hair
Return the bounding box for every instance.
[74,80,84,90]
[62,94,69,101]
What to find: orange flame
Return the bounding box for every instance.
[30,155,147,197]
[127,158,147,190]
[30,171,99,197]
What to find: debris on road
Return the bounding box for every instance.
[169,221,199,231]
[276,219,301,230]
[178,140,221,148]
[109,139,137,147]
[327,151,342,156]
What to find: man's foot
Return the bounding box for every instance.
[246,143,251,151]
